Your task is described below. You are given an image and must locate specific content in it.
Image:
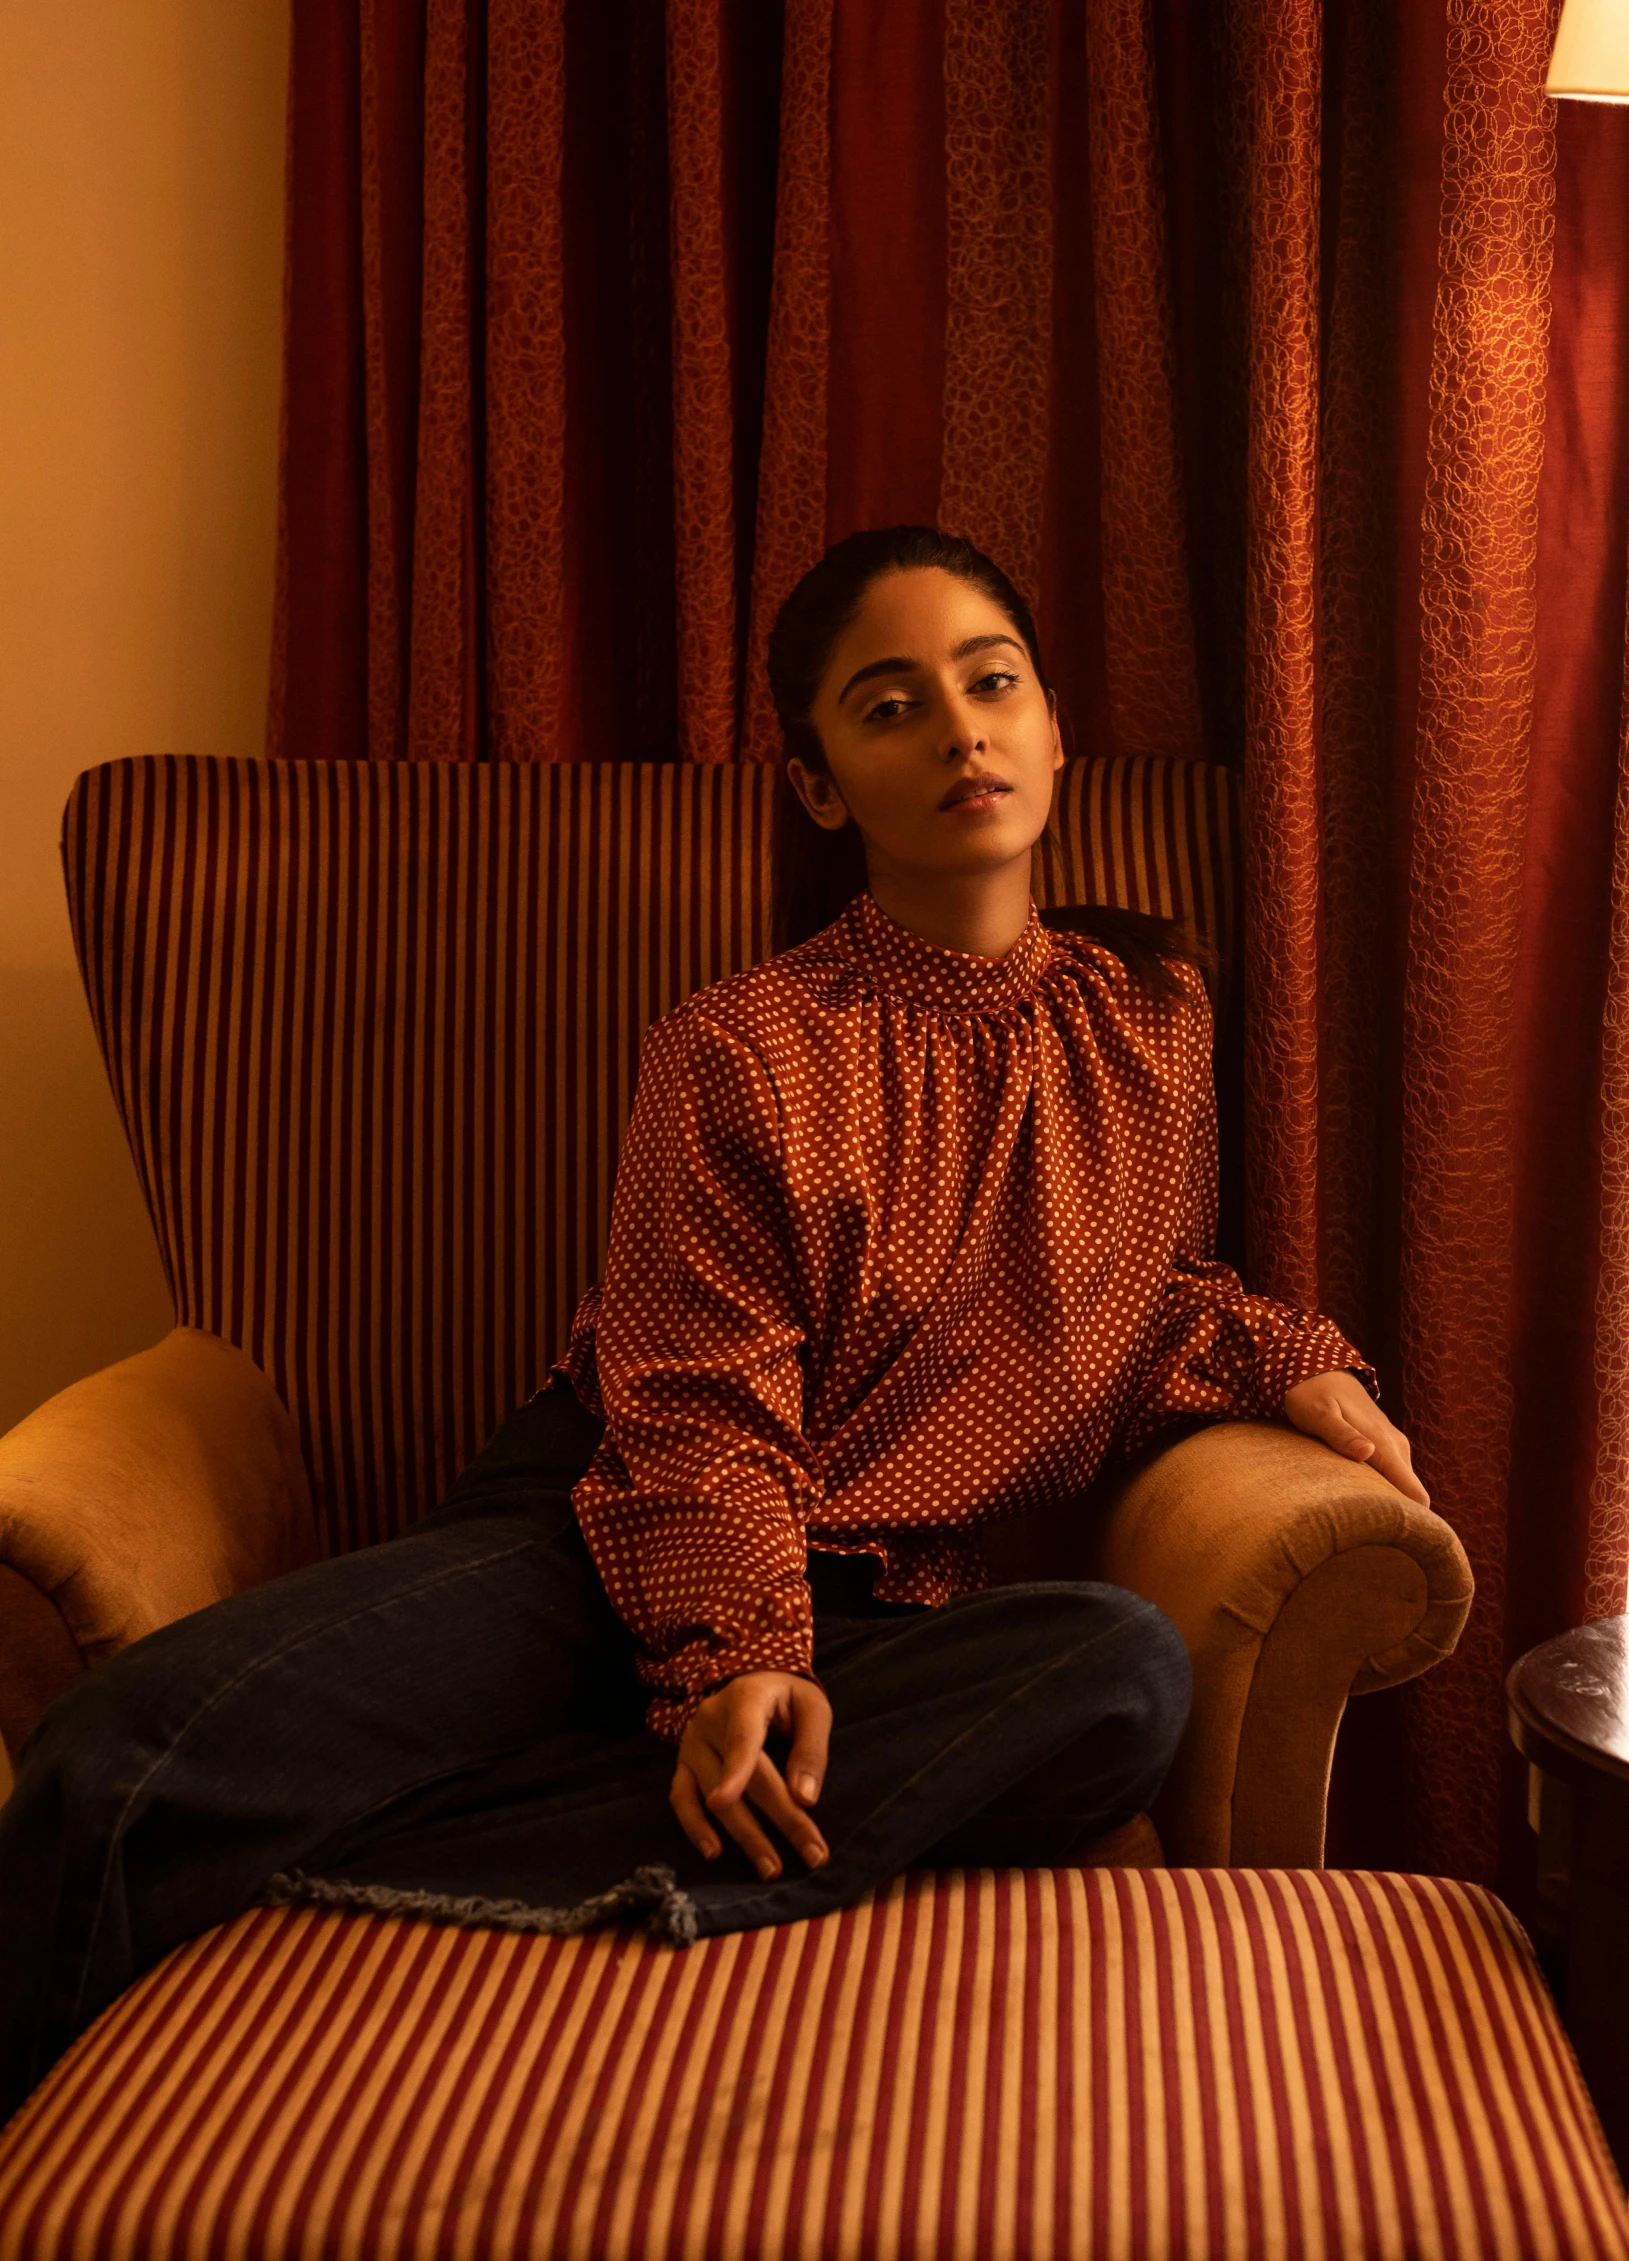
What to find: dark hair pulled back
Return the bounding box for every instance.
[764,525,1203,1002]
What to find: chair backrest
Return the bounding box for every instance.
[63,755,1237,1555]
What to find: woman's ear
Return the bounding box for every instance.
[1049,694,1065,774]
[786,757,853,833]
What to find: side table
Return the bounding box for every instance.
[1506,1613,1629,2171]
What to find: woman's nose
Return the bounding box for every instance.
[937,693,987,759]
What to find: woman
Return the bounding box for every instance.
[0,527,1423,2118]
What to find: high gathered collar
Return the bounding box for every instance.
[838,891,1054,1015]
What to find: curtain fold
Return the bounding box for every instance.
[485,0,567,762]
[1399,0,1557,1885]
[666,0,739,764]
[1520,93,1629,1640]
[1236,0,1324,1317]
[409,0,481,763]
[741,0,831,764]
[274,0,1629,1899]
[938,0,1055,604]
[1595,682,1629,1622]
[1314,0,1392,1380]
[1083,0,1203,759]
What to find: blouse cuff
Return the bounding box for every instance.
[1251,1320,1379,1418]
[546,1283,605,1418]
[644,1631,821,1745]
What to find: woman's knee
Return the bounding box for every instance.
[1010,1581,1192,1753]
[977,1579,1191,1748]
[10,1642,182,1827]
[1092,1586,1191,1746]
[13,1562,329,1822]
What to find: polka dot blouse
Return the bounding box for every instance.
[551,890,1372,1742]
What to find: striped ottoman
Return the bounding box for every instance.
[0,1871,1622,2259]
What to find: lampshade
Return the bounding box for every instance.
[1547,0,1629,101]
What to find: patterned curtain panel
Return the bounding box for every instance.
[271,0,1629,1899]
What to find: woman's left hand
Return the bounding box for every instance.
[1281,1368,1429,1507]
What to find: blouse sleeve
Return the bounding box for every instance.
[1115,968,1377,1461]
[566,1007,824,1743]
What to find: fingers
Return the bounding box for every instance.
[669,1762,721,1860]
[709,1682,778,1809]
[1325,1404,1431,1509]
[1285,1377,1369,1454]
[1284,1373,1434,1502]
[1300,1399,1373,1455]
[706,1757,830,1881]
[671,1749,784,1877]
[1330,1397,1430,1508]
[1330,1412,1431,1506]
[711,1770,790,1880]
[675,1675,834,1880]
[785,1680,831,1808]
[740,1754,828,1871]
[1297,1399,1375,1462]
[707,1731,829,1878]
[1370,1433,1430,1508]
[693,1690,784,1879]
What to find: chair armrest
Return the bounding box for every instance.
[1087,1421,1473,1866]
[0,1327,318,1768]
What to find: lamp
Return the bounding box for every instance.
[1547,0,1629,101]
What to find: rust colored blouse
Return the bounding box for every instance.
[551,892,1371,1741]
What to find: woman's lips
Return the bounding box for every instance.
[942,785,1011,814]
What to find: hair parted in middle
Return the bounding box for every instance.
[764,524,1208,1001]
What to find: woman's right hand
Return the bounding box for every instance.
[671,1673,832,1879]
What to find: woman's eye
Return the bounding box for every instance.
[859,673,1016,723]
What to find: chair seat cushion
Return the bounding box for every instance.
[0,1869,1622,2259]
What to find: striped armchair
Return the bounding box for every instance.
[0,752,1467,1860]
[5,759,1610,2257]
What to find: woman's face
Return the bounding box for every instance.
[789,566,1063,885]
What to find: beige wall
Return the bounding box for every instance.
[0,3,289,1431]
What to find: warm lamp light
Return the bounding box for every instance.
[1547,0,1629,101]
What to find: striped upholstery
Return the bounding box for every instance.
[1038,753,1236,963]
[63,754,1236,1556]
[0,1870,1620,2258]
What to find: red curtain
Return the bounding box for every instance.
[272,0,1629,1902]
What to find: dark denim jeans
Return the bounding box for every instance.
[0,1380,1191,2120]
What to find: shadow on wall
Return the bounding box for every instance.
[0,967,172,1434]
